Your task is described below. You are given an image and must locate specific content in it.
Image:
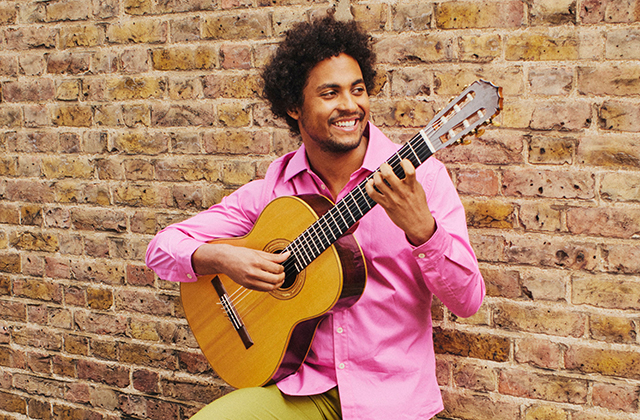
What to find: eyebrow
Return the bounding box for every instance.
[316,78,365,93]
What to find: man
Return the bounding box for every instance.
[146,16,485,420]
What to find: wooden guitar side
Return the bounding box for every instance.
[180,194,367,389]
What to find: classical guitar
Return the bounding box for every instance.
[180,80,503,388]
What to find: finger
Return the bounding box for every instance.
[400,159,416,180]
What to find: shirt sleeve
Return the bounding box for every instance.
[411,159,485,318]
[145,179,267,283]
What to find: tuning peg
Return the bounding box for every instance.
[475,128,485,137]
[490,119,501,127]
[460,136,473,145]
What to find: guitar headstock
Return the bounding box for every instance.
[427,80,503,153]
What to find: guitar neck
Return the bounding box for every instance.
[283,79,502,276]
[284,128,438,274]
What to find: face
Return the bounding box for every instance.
[288,53,370,155]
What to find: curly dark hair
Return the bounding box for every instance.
[261,16,376,135]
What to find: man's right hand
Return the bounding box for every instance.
[191,243,290,292]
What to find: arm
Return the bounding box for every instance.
[366,158,485,317]
[145,180,289,291]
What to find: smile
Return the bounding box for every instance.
[333,118,359,129]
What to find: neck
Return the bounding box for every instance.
[305,136,369,200]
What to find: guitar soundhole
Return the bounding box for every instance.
[265,239,305,300]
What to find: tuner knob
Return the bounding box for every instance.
[490,120,501,127]
[475,128,485,137]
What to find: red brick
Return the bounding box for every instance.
[592,382,639,412]
[440,389,521,420]
[502,168,595,199]
[499,368,588,403]
[2,79,55,102]
[505,235,597,270]
[114,289,174,316]
[74,311,127,336]
[515,337,564,370]
[567,206,640,239]
[494,301,586,337]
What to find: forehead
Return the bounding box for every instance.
[305,53,364,89]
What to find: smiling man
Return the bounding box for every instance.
[145,15,485,420]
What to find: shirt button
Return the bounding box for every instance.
[336,327,344,334]
[338,363,345,369]
[321,184,326,190]
[186,274,193,279]
[418,253,426,259]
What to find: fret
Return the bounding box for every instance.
[407,141,422,166]
[347,193,364,217]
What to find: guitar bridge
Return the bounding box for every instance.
[211,276,254,349]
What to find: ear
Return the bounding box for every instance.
[287,107,300,121]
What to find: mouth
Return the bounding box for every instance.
[331,116,363,131]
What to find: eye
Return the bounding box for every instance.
[321,90,337,99]
[352,86,366,95]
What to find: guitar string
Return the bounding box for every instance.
[225,119,447,316]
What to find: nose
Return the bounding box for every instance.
[338,91,358,112]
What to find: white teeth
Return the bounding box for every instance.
[335,120,357,127]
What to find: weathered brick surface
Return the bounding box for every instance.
[0,2,638,419]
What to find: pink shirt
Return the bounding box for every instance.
[145,123,485,419]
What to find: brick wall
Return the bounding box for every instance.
[1,0,639,418]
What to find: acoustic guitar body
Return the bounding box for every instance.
[180,194,367,389]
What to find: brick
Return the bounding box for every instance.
[3,79,55,102]
[173,184,204,210]
[494,301,586,337]
[518,201,562,232]
[516,337,564,370]
[28,399,52,419]
[592,382,639,412]
[114,131,169,155]
[95,104,124,127]
[161,379,221,404]
[567,206,640,239]
[523,269,567,302]
[590,314,636,344]
[565,345,640,379]
[462,198,515,229]
[13,327,63,351]
[154,158,220,182]
[577,134,640,168]
[529,67,573,96]
[42,156,93,179]
[122,104,150,127]
[91,50,119,74]
[107,77,165,101]
[7,132,57,153]
[350,3,387,32]
[203,74,261,98]
[106,20,167,44]
[222,160,254,186]
[0,56,19,76]
[47,52,91,74]
[528,135,574,164]
[54,180,110,206]
[71,208,127,233]
[218,103,252,128]
[530,0,576,25]
[87,287,113,310]
[499,368,588,403]
[113,183,173,207]
[578,65,640,96]
[440,390,520,420]
[4,27,57,50]
[459,34,501,62]
[0,155,17,176]
[28,352,52,374]
[524,405,569,420]
[119,342,177,369]
[601,172,640,203]
[370,99,435,128]
[127,264,156,287]
[124,159,154,180]
[437,130,524,165]
[602,243,640,274]
[60,132,81,153]
[171,17,201,42]
[506,31,579,61]
[531,101,592,131]
[121,48,150,73]
[572,273,640,310]
[133,369,160,393]
[203,13,269,40]
[85,235,110,258]
[84,131,108,153]
[0,204,19,225]
[433,327,510,362]
[45,0,90,22]
[177,350,211,374]
[375,34,453,64]
[434,66,524,97]
[151,103,215,127]
[130,319,161,341]
[0,3,17,25]
[456,169,500,196]
[6,180,55,203]
[390,67,431,97]
[60,24,102,48]
[94,0,119,18]
[152,46,217,71]
[74,311,127,335]
[220,44,251,70]
[167,78,203,100]
[392,3,433,31]
[503,168,595,199]
[78,359,129,387]
[436,1,525,28]
[505,235,597,270]
[598,100,640,132]
[452,359,497,392]
[53,105,93,127]
[155,0,216,13]
[124,0,152,15]
[56,80,80,101]
[10,231,58,253]
[0,390,27,414]
[606,29,640,59]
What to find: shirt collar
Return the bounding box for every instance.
[282,121,398,184]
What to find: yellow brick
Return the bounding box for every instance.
[53,105,92,127]
[60,25,102,48]
[218,103,251,127]
[107,77,165,101]
[106,20,167,44]
[436,1,525,29]
[152,46,217,71]
[506,30,579,61]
